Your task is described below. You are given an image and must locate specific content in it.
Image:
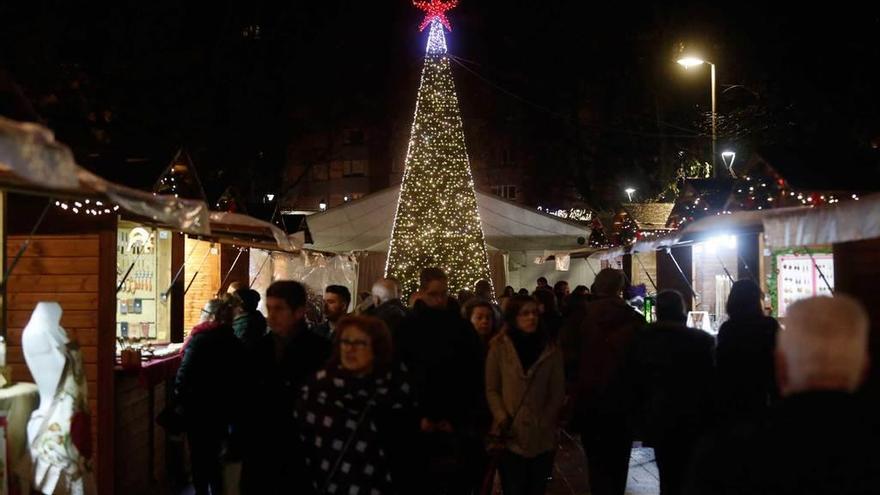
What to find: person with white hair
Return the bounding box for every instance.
[365,277,409,336]
[685,295,879,495]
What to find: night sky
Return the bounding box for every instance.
[2,1,879,208]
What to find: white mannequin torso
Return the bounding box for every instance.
[22,302,68,443]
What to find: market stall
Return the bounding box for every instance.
[0,117,209,494]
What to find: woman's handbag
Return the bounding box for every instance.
[479,373,537,495]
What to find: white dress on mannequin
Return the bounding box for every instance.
[22,302,95,495]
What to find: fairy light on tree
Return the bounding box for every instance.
[385,0,493,300]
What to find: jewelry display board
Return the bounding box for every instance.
[776,251,834,317]
[116,221,172,341]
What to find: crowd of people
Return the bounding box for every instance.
[170,267,878,495]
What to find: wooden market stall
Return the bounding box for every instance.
[4,193,201,494]
[181,211,302,333]
[0,117,210,494]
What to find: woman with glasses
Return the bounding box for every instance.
[295,315,413,494]
[485,295,565,495]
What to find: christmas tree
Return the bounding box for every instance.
[385,1,493,299]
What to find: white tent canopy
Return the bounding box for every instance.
[304,184,589,253]
[762,193,880,248]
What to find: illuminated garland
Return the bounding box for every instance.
[55,199,120,216]
[385,14,494,300]
[678,173,859,225]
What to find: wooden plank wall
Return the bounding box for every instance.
[630,252,658,293]
[183,239,220,333]
[113,375,168,495]
[5,235,103,484]
[834,238,880,391]
[691,248,737,315]
[219,244,249,294]
[656,247,695,311]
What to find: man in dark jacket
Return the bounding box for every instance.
[569,268,645,495]
[366,278,409,333]
[240,281,331,495]
[685,295,879,495]
[231,288,267,350]
[631,290,714,495]
[392,268,485,495]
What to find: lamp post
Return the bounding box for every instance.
[721,150,736,177]
[677,56,718,178]
[625,187,636,202]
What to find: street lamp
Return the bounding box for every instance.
[677,55,718,178]
[721,150,737,178]
[625,187,636,202]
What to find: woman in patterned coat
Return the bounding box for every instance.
[295,315,414,495]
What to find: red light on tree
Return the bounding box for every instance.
[413,0,458,31]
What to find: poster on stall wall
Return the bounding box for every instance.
[775,251,835,317]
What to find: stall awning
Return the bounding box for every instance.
[587,209,771,260]
[762,193,880,248]
[205,211,300,252]
[304,184,589,253]
[586,194,880,261]
[0,117,209,234]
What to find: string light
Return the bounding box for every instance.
[540,207,591,222]
[55,199,120,216]
[385,11,493,300]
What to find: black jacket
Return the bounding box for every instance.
[570,297,645,418]
[175,321,245,428]
[394,301,484,430]
[241,323,331,495]
[247,324,332,422]
[631,320,715,445]
[313,321,334,341]
[369,299,409,334]
[686,391,880,495]
[232,311,267,350]
[716,315,779,422]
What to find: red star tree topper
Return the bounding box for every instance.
[414,0,458,31]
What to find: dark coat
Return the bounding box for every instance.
[248,324,332,417]
[715,315,779,422]
[313,321,334,341]
[369,299,409,334]
[571,297,645,418]
[232,310,267,350]
[175,321,245,429]
[630,321,715,445]
[394,301,485,430]
[241,324,332,495]
[685,391,880,495]
[295,365,415,495]
[541,310,564,343]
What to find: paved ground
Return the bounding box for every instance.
[180,431,660,495]
[546,430,659,495]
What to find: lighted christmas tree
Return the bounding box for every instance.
[385,0,493,299]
